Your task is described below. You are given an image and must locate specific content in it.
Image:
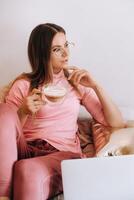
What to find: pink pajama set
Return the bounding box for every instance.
[0,71,106,199]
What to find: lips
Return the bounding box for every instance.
[61,57,68,62]
[63,59,68,63]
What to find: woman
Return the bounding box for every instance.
[0,23,125,200]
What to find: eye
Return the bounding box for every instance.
[53,48,61,53]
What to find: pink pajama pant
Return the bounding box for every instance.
[0,103,80,200]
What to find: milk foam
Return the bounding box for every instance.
[43,85,67,97]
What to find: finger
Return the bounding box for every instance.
[34,102,46,112]
[63,66,79,75]
[31,107,39,115]
[72,70,85,83]
[30,104,42,114]
[68,66,79,70]
[75,72,87,85]
[31,93,42,101]
[68,69,85,82]
[33,100,46,106]
[27,98,45,113]
[34,104,41,110]
[63,65,78,70]
[28,92,42,103]
[68,69,80,80]
[31,88,42,98]
[31,88,41,94]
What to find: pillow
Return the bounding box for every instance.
[97,125,134,157]
[77,118,95,157]
[77,118,111,157]
[78,118,134,158]
[91,120,111,154]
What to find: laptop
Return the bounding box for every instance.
[61,155,134,200]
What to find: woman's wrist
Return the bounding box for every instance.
[90,81,102,91]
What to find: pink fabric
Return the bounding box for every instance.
[1,70,107,199]
[5,70,107,156]
[0,103,29,197]
[0,103,80,199]
[14,151,80,200]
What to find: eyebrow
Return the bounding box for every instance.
[52,45,61,49]
[52,41,68,49]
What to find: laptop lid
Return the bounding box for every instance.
[61,155,134,200]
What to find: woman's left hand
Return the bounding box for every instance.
[67,67,97,88]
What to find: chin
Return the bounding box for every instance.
[61,61,69,68]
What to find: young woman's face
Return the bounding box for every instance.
[50,32,69,73]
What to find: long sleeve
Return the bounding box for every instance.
[5,79,30,111]
[80,86,107,125]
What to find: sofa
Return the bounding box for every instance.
[0,84,134,200]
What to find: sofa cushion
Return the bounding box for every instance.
[77,119,111,157]
[78,118,134,157]
[91,120,111,154]
[77,118,95,157]
[97,124,134,157]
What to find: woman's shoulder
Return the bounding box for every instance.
[13,78,30,86]
[5,76,30,106]
[9,76,31,94]
[12,74,30,87]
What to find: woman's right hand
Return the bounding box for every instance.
[20,88,45,115]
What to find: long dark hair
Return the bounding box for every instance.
[23,23,65,90]
[10,23,81,97]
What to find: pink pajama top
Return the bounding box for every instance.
[5,70,107,156]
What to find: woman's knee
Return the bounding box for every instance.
[14,159,44,182]
[14,157,62,185]
[14,158,62,199]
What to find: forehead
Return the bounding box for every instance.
[52,32,66,47]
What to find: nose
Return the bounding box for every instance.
[62,48,69,57]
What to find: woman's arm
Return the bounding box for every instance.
[91,83,125,128]
[67,67,125,128]
[17,89,45,126]
[5,79,44,126]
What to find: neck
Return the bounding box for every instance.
[53,68,63,74]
